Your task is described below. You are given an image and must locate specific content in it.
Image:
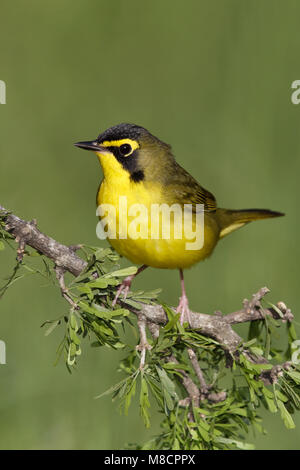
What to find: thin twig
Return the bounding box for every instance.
[136,313,152,369]
[187,348,209,395]
[169,354,200,411]
[55,265,78,310]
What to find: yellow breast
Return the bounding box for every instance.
[96,152,220,269]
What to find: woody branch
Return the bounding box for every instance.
[0,205,294,398]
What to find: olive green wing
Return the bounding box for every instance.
[162,161,217,211]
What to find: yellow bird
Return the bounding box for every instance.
[75,123,284,324]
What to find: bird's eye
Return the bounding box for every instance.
[119,143,132,156]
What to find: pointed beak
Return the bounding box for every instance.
[74,140,106,152]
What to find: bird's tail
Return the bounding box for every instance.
[217,208,284,239]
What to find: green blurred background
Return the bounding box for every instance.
[0,0,299,449]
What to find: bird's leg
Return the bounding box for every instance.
[112,264,148,306]
[176,269,192,325]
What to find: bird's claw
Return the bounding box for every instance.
[112,275,133,306]
[176,294,192,326]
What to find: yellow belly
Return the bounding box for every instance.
[97,172,220,269]
[107,221,219,269]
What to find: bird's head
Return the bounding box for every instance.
[75,123,173,183]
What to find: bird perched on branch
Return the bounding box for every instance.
[75,123,284,324]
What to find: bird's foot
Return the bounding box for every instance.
[112,274,134,306]
[176,294,192,326]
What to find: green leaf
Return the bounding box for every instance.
[105,266,138,278]
[70,312,78,331]
[243,338,257,347]
[249,346,264,356]
[79,301,112,319]
[280,379,300,408]
[67,342,77,366]
[155,366,177,413]
[69,327,81,345]
[172,438,180,450]
[140,376,151,428]
[43,319,61,336]
[95,376,130,399]
[122,298,142,309]
[110,308,129,316]
[189,429,198,441]
[156,366,176,396]
[76,285,92,294]
[124,375,138,415]
[275,389,288,403]
[263,392,277,413]
[133,288,162,299]
[143,288,162,297]
[87,279,110,288]
[91,321,114,337]
[240,354,273,373]
[94,247,113,260]
[277,400,295,429]
[267,301,284,319]
[286,370,300,384]
[147,377,164,408]
[0,241,5,251]
[163,362,190,372]
[196,421,210,443]
[229,407,249,417]
[215,437,255,450]
[288,323,297,342]
[164,313,181,332]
